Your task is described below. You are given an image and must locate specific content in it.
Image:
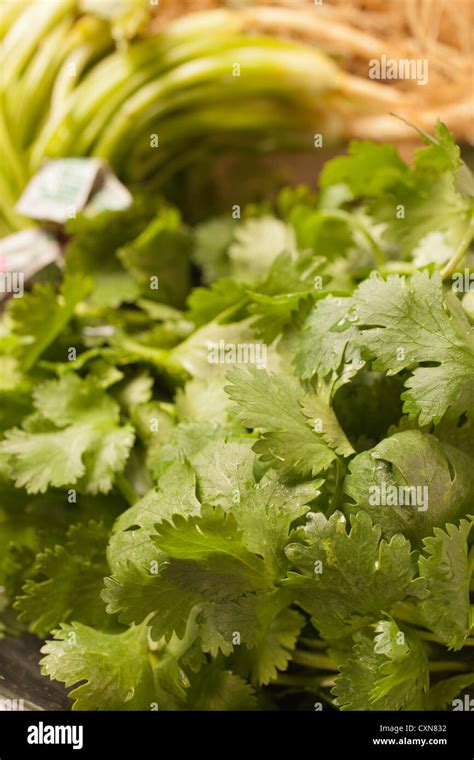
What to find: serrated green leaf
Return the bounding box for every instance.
[294,295,363,384]
[15,521,111,636]
[354,272,474,424]
[286,511,426,639]
[7,275,92,370]
[185,662,256,710]
[225,366,338,479]
[1,375,135,494]
[417,519,473,649]
[332,621,429,710]
[41,621,178,710]
[65,200,155,307]
[232,602,304,686]
[425,673,474,710]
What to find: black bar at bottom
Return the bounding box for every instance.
[0,710,471,758]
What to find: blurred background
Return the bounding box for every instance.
[1,0,473,231]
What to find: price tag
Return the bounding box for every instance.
[16,158,103,223]
[85,170,132,215]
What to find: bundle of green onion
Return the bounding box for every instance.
[1,0,354,234]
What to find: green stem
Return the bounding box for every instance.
[417,629,474,649]
[429,661,470,673]
[114,336,189,385]
[379,262,417,276]
[0,0,76,83]
[394,609,474,648]
[37,30,251,159]
[327,458,344,517]
[115,473,138,506]
[96,42,333,167]
[270,673,334,688]
[298,637,329,650]
[292,650,337,670]
[417,631,449,644]
[441,220,474,280]
[316,209,385,268]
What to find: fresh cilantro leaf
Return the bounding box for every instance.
[228,216,296,283]
[332,620,429,710]
[344,430,473,545]
[191,438,256,513]
[289,206,355,258]
[354,271,474,424]
[425,673,474,710]
[15,521,111,636]
[187,278,248,327]
[7,275,92,370]
[180,438,320,575]
[246,252,323,343]
[372,124,473,265]
[320,141,408,198]
[46,598,204,711]
[118,207,192,308]
[41,622,157,710]
[103,563,199,644]
[417,519,473,650]
[1,375,135,494]
[175,377,238,426]
[230,470,321,576]
[321,123,474,267]
[285,511,426,639]
[294,295,363,385]
[185,661,256,710]
[65,201,155,307]
[105,503,271,649]
[108,460,200,572]
[300,392,355,457]
[225,366,338,479]
[153,512,270,589]
[231,602,304,686]
[104,487,307,668]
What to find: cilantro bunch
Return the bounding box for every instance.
[1,123,473,711]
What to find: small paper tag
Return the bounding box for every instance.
[0,228,62,300]
[85,170,132,215]
[15,158,103,223]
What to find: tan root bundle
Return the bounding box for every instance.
[152,0,474,142]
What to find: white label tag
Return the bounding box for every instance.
[85,170,132,215]
[0,228,62,300]
[15,159,103,223]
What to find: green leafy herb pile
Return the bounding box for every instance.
[1,123,473,711]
